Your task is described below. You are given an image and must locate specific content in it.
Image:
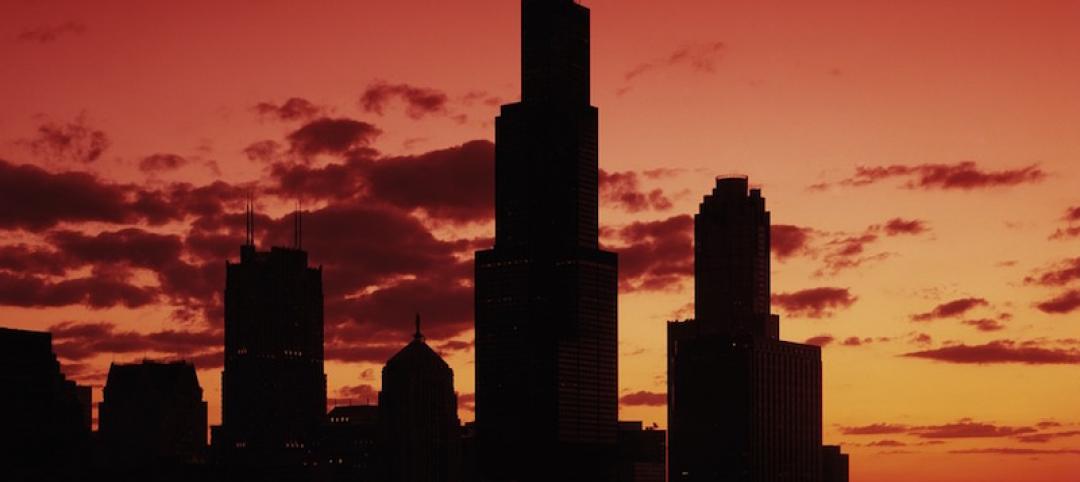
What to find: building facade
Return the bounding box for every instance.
[821,445,850,482]
[616,421,665,482]
[668,177,823,482]
[99,360,208,468]
[213,226,326,469]
[474,1,619,480]
[380,317,460,482]
[0,327,91,476]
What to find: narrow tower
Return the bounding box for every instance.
[475,1,619,480]
[213,210,326,472]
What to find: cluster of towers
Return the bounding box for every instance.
[3,1,849,481]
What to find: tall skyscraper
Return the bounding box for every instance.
[474,0,619,480]
[99,360,208,469]
[213,207,326,470]
[380,316,460,482]
[668,177,823,482]
[0,327,91,477]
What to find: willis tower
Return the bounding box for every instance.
[475,0,618,480]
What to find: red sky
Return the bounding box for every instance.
[3,1,1080,480]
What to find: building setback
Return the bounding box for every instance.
[0,327,91,476]
[616,421,665,482]
[474,0,619,480]
[213,209,327,470]
[821,445,850,482]
[99,360,208,468]
[380,316,460,482]
[668,177,823,482]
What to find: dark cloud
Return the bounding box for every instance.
[243,140,283,163]
[880,218,929,236]
[598,170,672,212]
[458,392,476,412]
[772,287,857,318]
[841,337,874,347]
[48,228,184,271]
[910,421,1036,439]
[138,153,188,172]
[950,448,1080,455]
[911,297,989,321]
[0,244,69,275]
[364,141,494,223]
[835,162,1045,190]
[335,384,379,405]
[1016,431,1080,443]
[804,335,834,347]
[619,390,666,407]
[867,440,907,447]
[253,97,324,122]
[622,41,726,88]
[20,114,109,164]
[903,340,1080,365]
[1024,257,1080,287]
[962,318,1005,332]
[0,272,157,309]
[16,21,86,43]
[771,225,814,260]
[838,423,909,435]
[602,215,693,292]
[0,159,190,230]
[1035,290,1080,314]
[287,117,381,158]
[360,81,450,119]
[1049,206,1080,240]
[48,321,220,363]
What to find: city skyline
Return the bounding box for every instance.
[3,1,1080,481]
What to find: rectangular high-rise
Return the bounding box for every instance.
[474,1,619,480]
[668,177,823,482]
[214,237,326,470]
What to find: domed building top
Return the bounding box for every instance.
[384,314,451,373]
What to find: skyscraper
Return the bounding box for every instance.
[0,327,91,477]
[474,1,619,480]
[668,177,823,482]
[380,316,460,482]
[213,208,327,470]
[99,360,208,469]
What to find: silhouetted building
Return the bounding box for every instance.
[616,421,665,482]
[821,446,849,482]
[213,208,327,470]
[99,360,208,468]
[474,0,619,480]
[380,316,460,482]
[322,405,380,482]
[0,327,92,476]
[668,177,823,482]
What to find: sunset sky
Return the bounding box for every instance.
[3,0,1080,480]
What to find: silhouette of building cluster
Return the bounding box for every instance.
[3,1,850,480]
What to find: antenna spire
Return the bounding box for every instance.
[244,196,255,246]
[293,199,303,249]
[414,313,423,341]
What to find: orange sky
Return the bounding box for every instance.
[3,1,1080,480]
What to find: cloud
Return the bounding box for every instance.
[602,215,693,292]
[599,169,673,212]
[287,117,381,158]
[771,225,814,260]
[909,421,1036,439]
[622,41,726,85]
[0,271,158,309]
[835,162,1045,190]
[335,384,379,405]
[1024,257,1080,287]
[949,448,1080,455]
[20,114,110,164]
[838,423,909,435]
[619,390,666,407]
[360,81,450,119]
[772,287,857,318]
[243,140,283,163]
[1016,431,1080,443]
[804,335,834,347]
[458,392,476,412]
[48,321,220,363]
[841,336,874,347]
[138,153,188,173]
[880,218,930,236]
[253,97,324,122]
[902,340,1080,365]
[867,440,907,447]
[962,318,1005,332]
[16,21,86,43]
[1050,206,1080,240]
[1035,290,1080,314]
[911,297,989,321]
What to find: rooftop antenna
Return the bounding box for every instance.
[293,199,303,249]
[414,313,423,342]
[245,195,255,247]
